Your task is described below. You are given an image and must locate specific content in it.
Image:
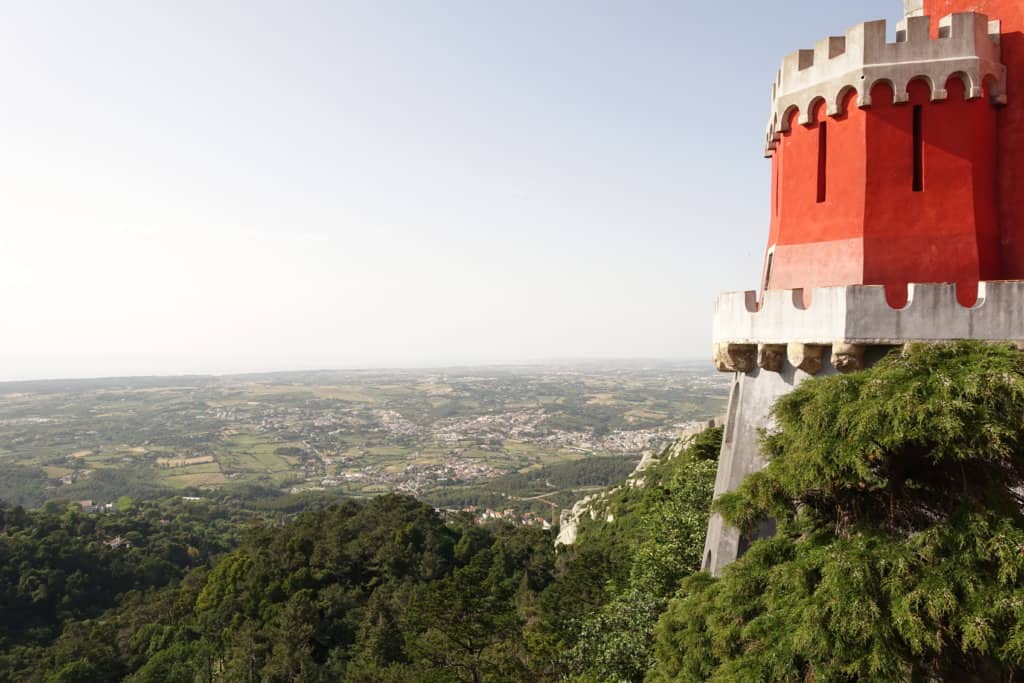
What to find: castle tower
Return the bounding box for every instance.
[703,3,1024,576]
[764,11,1005,307]
[920,0,1024,279]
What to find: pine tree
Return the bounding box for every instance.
[651,342,1024,682]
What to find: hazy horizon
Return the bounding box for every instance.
[1,1,902,381]
[1,355,714,384]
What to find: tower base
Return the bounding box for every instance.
[703,282,1024,576]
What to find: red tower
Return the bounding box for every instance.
[762,12,1007,307]
[922,0,1024,280]
[704,2,1024,576]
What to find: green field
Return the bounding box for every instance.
[0,363,729,508]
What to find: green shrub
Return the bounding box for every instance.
[652,342,1024,682]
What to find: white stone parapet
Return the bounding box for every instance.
[713,282,1024,347]
[765,12,1006,156]
[703,278,1024,575]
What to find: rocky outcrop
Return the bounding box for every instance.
[555,418,722,547]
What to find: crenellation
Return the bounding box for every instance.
[895,15,930,43]
[742,290,759,313]
[815,36,846,62]
[988,20,1001,44]
[855,19,888,53]
[797,49,814,71]
[937,12,1000,41]
[713,281,1024,355]
[765,12,1006,156]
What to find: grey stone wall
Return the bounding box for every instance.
[703,345,892,576]
[703,281,1024,576]
[714,282,1024,347]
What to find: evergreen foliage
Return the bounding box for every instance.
[0,498,244,651]
[652,342,1024,682]
[11,342,1023,681]
[0,428,720,681]
[566,427,721,681]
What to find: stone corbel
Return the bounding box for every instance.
[787,343,826,375]
[757,344,787,372]
[713,343,757,373]
[831,342,866,373]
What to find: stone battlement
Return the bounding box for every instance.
[713,281,1024,349]
[705,279,1024,572]
[765,12,1005,156]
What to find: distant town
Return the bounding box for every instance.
[0,363,730,522]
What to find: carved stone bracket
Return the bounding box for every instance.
[713,343,757,373]
[787,343,826,375]
[831,342,866,373]
[757,344,787,372]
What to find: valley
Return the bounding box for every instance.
[0,362,729,513]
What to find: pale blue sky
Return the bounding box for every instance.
[0,0,902,380]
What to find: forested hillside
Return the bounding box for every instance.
[0,498,253,677]
[0,429,722,682]
[7,342,1024,681]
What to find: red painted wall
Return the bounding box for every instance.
[925,0,1024,277]
[863,78,999,305]
[767,91,867,291]
[765,60,1000,305]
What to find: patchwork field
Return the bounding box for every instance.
[0,362,729,508]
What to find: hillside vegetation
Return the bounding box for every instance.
[653,341,1024,682]
[0,429,721,682]
[5,342,1024,681]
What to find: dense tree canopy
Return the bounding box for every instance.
[566,427,721,682]
[0,428,721,682]
[11,343,1024,681]
[652,342,1024,682]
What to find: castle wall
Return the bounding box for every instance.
[704,344,896,576]
[767,94,867,291]
[924,0,1024,278]
[703,363,837,576]
[862,77,999,304]
[714,281,1024,346]
[705,3,1020,577]
[705,281,1024,575]
[763,13,1002,298]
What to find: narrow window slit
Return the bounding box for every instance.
[816,122,827,203]
[913,106,923,192]
[773,157,780,216]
